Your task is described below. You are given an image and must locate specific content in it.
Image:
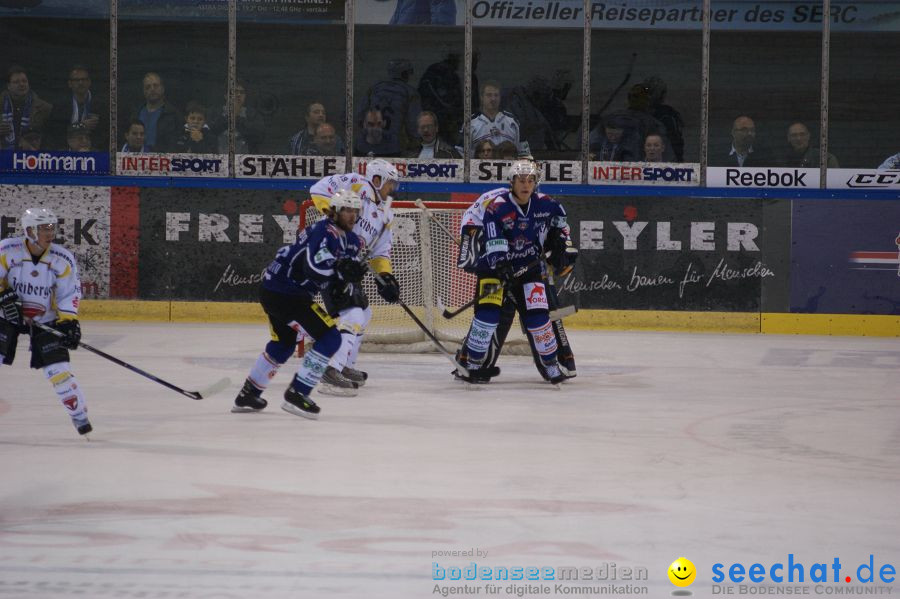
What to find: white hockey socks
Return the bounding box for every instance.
[44,362,88,424]
[248,352,282,391]
[331,306,371,370]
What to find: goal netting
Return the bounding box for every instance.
[301,199,528,353]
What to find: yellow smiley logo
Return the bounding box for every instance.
[668,557,696,587]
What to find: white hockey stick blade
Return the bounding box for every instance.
[549,305,576,321]
[436,296,448,315]
[197,377,232,399]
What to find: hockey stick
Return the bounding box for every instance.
[595,52,638,117]
[32,321,229,400]
[367,267,469,376]
[414,197,461,244]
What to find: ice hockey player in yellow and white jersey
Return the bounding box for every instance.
[307,158,402,393]
[0,207,93,437]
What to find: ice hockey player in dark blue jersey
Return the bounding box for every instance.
[231,189,368,419]
[458,160,578,385]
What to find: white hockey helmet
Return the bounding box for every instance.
[507,159,541,185]
[330,188,363,213]
[366,158,400,192]
[22,207,58,243]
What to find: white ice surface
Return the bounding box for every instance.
[1,322,898,598]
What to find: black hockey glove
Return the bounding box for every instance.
[546,230,578,276]
[334,257,367,283]
[0,288,23,328]
[375,272,401,303]
[55,319,81,350]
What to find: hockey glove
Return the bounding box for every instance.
[334,257,367,283]
[55,319,81,350]
[0,288,23,328]
[546,231,578,277]
[375,273,401,303]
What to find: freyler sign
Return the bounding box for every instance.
[559,196,783,311]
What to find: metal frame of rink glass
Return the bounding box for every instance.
[32,321,230,400]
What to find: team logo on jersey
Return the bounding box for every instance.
[523,282,549,310]
[62,396,79,411]
[517,219,529,230]
[31,270,38,277]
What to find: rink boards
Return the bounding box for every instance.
[1,184,898,336]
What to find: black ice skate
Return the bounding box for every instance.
[231,379,268,413]
[318,366,358,397]
[73,415,92,436]
[341,366,368,387]
[282,386,321,420]
[452,364,500,384]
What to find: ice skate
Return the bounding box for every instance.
[282,386,321,420]
[341,366,367,387]
[318,366,358,397]
[72,415,92,437]
[231,379,268,413]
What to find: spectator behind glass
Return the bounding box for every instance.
[354,108,396,157]
[121,119,147,152]
[713,115,774,167]
[501,69,574,153]
[590,114,639,162]
[131,72,182,152]
[173,102,216,154]
[360,58,422,156]
[406,111,460,159]
[878,152,900,170]
[643,133,665,162]
[467,81,530,157]
[419,52,463,146]
[643,76,684,162]
[208,81,265,154]
[474,139,495,159]
[288,101,326,155]
[601,84,671,161]
[66,123,92,152]
[308,122,345,157]
[496,141,517,159]
[1,65,53,150]
[780,122,839,168]
[49,65,107,151]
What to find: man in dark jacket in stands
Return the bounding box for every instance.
[131,72,181,152]
[405,111,460,159]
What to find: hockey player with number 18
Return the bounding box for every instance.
[307,159,402,393]
[231,189,367,418]
[454,162,577,383]
[458,160,576,384]
[0,207,92,437]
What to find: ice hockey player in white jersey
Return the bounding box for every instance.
[307,158,402,392]
[0,207,92,437]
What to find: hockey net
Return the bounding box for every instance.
[300,199,527,353]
